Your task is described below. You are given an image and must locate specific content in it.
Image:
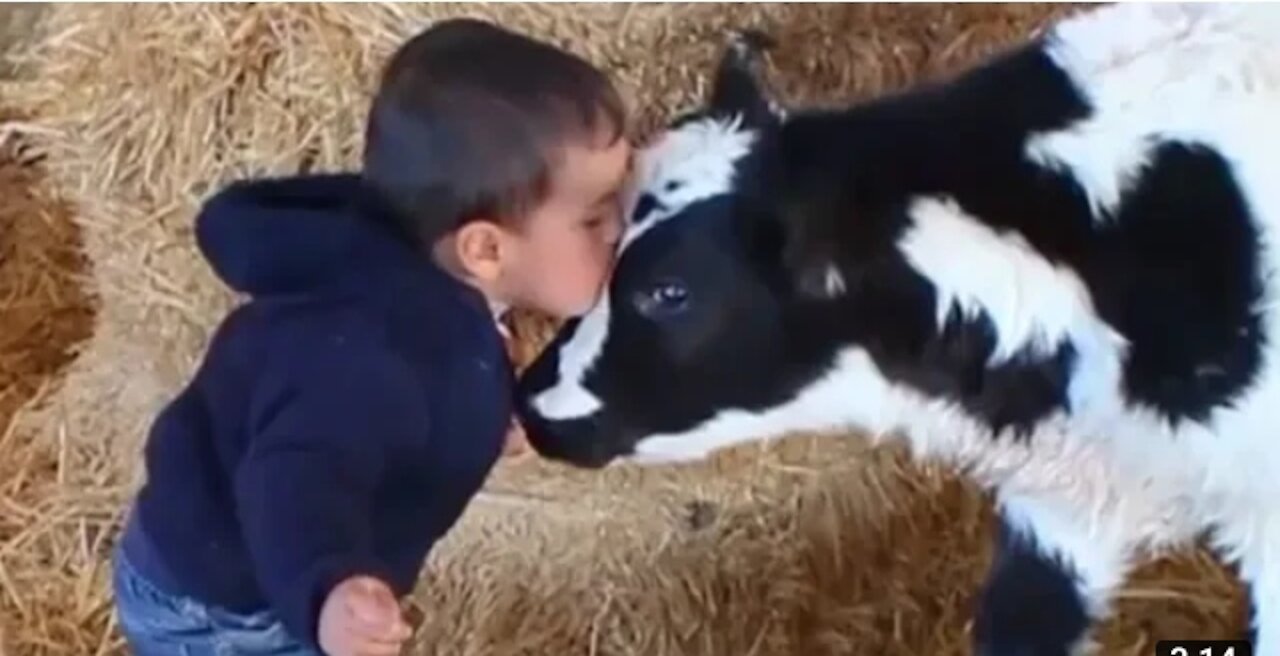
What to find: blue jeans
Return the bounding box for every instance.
[111,546,320,656]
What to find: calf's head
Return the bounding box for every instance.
[516,33,860,467]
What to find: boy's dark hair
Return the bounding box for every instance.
[362,18,627,246]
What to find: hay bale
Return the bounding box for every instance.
[0,3,48,79]
[0,110,98,656]
[1,3,1248,654]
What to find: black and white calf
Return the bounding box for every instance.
[517,4,1280,655]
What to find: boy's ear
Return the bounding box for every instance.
[453,219,507,283]
[707,29,783,130]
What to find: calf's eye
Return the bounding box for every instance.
[634,278,691,318]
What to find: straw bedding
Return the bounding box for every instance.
[0,3,1250,655]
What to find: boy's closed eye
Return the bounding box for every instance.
[582,192,622,231]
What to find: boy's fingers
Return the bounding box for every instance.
[343,579,412,639]
[376,616,413,642]
[345,621,412,655]
[502,419,529,457]
[345,579,396,621]
[333,624,406,656]
[346,613,412,645]
[355,634,405,656]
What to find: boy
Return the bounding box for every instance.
[112,18,630,656]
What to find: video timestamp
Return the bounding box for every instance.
[1155,640,1252,656]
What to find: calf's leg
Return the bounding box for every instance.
[975,494,1131,656]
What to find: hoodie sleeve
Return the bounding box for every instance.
[232,330,428,650]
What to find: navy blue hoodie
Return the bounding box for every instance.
[120,173,512,650]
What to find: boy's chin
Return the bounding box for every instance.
[533,299,599,322]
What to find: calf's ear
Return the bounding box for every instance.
[707,29,783,130]
[763,165,861,301]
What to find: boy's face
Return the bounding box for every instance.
[501,129,632,318]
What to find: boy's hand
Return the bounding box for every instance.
[318,575,413,656]
[502,416,530,458]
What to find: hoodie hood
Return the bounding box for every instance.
[195,173,421,298]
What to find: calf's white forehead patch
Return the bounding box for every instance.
[619,116,758,252]
[531,116,758,422]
